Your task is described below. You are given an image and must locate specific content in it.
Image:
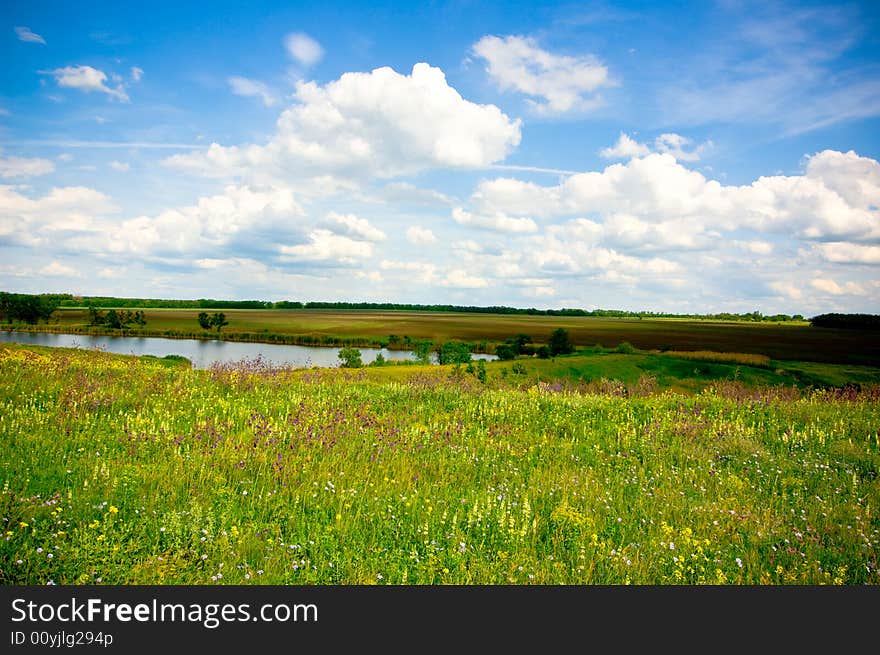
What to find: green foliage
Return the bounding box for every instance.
[414,340,433,365]
[437,341,472,365]
[338,347,363,368]
[615,341,637,354]
[0,292,67,324]
[549,328,575,356]
[476,359,487,383]
[198,312,229,333]
[810,313,880,330]
[370,353,386,367]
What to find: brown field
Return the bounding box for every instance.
[25,307,880,366]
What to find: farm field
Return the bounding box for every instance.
[15,307,880,366]
[2,343,878,585]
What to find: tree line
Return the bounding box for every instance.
[52,294,810,322]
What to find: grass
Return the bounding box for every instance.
[1,343,878,585]
[5,307,879,366]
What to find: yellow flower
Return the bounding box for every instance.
[108,506,119,514]
[19,522,28,528]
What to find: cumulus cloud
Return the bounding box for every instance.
[472,35,612,114]
[284,32,324,67]
[130,67,144,82]
[321,212,386,242]
[0,152,55,178]
[440,270,489,288]
[811,277,866,295]
[406,225,438,245]
[471,150,880,243]
[600,133,650,159]
[44,66,130,102]
[814,242,880,264]
[279,230,374,264]
[600,132,712,161]
[40,261,80,277]
[228,76,276,106]
[15,26,45,44]
[452,207,537,234]
[109,161,129,172]
[164,63,521,182]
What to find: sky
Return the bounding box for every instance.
[1,0,879,315]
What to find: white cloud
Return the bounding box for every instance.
[57,153,73,162]
[130,67,144,82]
[811,277,866,295]
[228,76,276,107]
[600,133,650,159]
[600,132,712,161]
[322,212,386,242]
[284,32,324,67]
[280,230,374,264]
[44,66,130,102]
[471,150,880,243]
[40,261,81,277]
[814,242,880,264]
[472,34,612,114]
[452,207,537,234]
[406,225,438,245]
[0,152,55,178]
[15,26,45,44]
[165,63,521,181]
[0,185,118,247]
[109,161,130,172]
[440,270,489,288]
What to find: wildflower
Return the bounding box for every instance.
[47,553,53,559]
[244,573,250,580]
[201,554,208,560]
[736,558,743,568]
[108,506,118,514]
[377,573,383,580]
[16,559,23,565]
[36,547,43,553]
[19,522,28,528]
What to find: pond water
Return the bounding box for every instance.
[0,331,497,369]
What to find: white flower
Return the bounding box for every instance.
[736,558,743,568]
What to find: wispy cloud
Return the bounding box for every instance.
[284,32,324,67]
[472,35,613,114]
[228,76,276,107]
[15,26,46,44]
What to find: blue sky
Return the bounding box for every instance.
[2,0,879,314]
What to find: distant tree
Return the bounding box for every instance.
[198,311,228,333]
[88,306,106,326]
[338,347,363,368]
[810,313,880,330]
[548,328,575,356]
[536,345,551,359]
[414,340,433,365]
[211,312,229,333]
[437,341,472,364]
[370,353,386,367]
[495,343,517,361]
[105,309,123,329]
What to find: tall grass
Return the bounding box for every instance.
[1,345,878,585]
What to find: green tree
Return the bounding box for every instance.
[437,341,472,364]
[548,328,574,356]
[414,340,433,365]
[211,312,229,333]
[198,312,212,330]
[338,347,363,368]
[105,309,123,329]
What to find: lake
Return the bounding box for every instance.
[0,331,497,369]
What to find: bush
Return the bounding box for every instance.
[615,342,636,354]
[548,328,574,356]
[338,347,363,368]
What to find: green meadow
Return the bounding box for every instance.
[2,343,878,585]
